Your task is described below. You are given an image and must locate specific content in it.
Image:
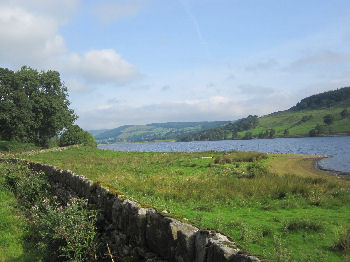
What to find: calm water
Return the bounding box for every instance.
[99,136,350,174]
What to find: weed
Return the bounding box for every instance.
[282,219,325,232]
[334,227,350,253]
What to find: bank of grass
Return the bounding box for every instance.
[0,140,40,153]
[0,166,40,261]
[19,147,350,261]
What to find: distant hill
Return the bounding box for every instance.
[177,87,350,141]
[90,121,231,144]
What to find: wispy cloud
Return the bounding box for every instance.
[91,0,148,23]
[177,0,210,58]
[245,59,279,72]
[291,50,350,69]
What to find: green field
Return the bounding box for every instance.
[17,147,350,261]
[238,105,350,138]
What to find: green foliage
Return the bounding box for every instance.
[0,66,77,146]
[29,198,97,261]
[0,140,40,152]
[60,125,97,147]
[323,114,334,125]
[334,227,350,253]
[282,218,325,232]
[1,162,99,261]
[291,86,350,111]
[341,108,349,118]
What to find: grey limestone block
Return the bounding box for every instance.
[146,210,198,261]
[175,227,198,262]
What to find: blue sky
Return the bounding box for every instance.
[1,0,350,129]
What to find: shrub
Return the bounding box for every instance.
[340,108,349,119]
[29,198,98,261]
[323,114,334,125]
[334,227,350,253]
[282,218,325,232]
[2,162,98,261]
[59,125,97,147]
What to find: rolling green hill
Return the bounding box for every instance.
[178,87,350,141]
[90,121,231,143]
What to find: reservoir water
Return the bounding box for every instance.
[99,136,350,174]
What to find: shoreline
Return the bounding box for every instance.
[313,157,350,181]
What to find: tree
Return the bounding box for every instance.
[341,108,349,119]
[268,128,276,138]
[0,66,77,146]
[323,114,334,126]
[309,129,317,137]
[59,125,97,147]
[243,132,253,140]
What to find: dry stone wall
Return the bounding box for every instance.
[0,158,261,262]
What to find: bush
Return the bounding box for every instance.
[59,125,97,147]
[341,108,349,119]
[29,198,98,261]
[282,218,325,232]
[323,114,334,125]
[2,162,98,261]
[334,227,350,253]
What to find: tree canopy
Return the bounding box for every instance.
[0,66,77,146]
[290,86,350,111]
[59,125,96,147]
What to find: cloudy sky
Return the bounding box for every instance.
[1,0,350,130]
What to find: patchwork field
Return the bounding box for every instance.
[15,147,350,261]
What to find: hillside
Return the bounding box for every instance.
[91,121,231,143]
[178,87,350,141]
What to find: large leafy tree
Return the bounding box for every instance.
[0,66,77,146]
[59,125,96,147]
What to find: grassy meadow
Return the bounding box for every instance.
[16,147,350,262]
[237,105,350,138]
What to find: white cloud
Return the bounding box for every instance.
[0,1,140,88]
[0,4,66,66]
[92,0,148,23]
[65,49,140,84]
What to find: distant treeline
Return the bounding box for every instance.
[93,121,231,143]
[290,86,350,111]
[177,115,258,141]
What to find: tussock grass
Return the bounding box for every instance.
[282,219,325,232]
[20,147,350,262]
[334,227,350,253]
[0,140,39,153]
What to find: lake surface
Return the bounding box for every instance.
[99,136,350,174]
